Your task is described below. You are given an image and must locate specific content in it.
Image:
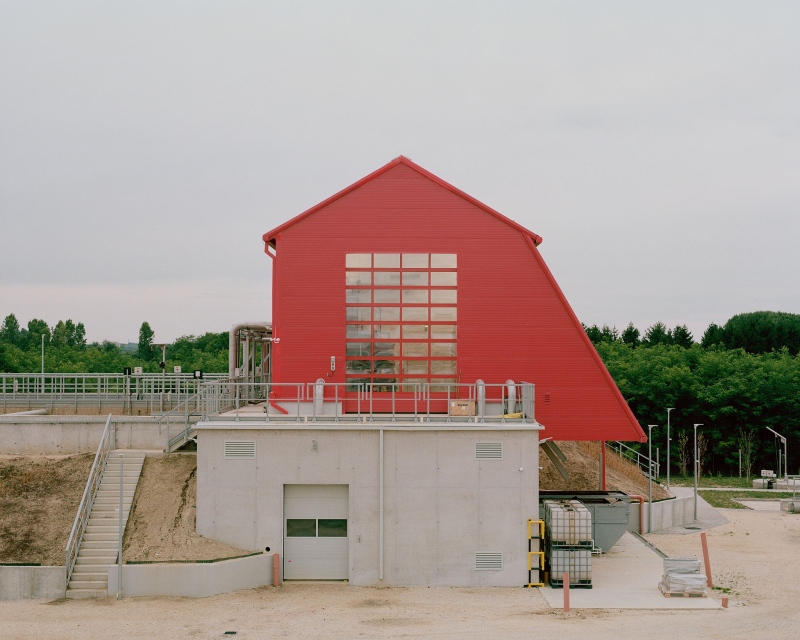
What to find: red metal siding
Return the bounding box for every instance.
[267,161,645,442]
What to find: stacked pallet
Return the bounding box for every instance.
[659,557,708,597]
[543,500,593,589]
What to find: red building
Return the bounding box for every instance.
[263,157,644,442]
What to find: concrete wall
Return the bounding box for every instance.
[196,422,540,587]
[0,566,65,600]
[0,416,164,454]
[107,554,272,598]
[627,497,694,533]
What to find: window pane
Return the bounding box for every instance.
[403,343,428,357]
[287,519,316,537]
[374,289,400,303]
[346,342,371,356]
[403,360,428,374]
[346,324,371,338]
[346,378,369,392]
[402,253,428,268]
[346,307,371,322]
[431,254,457,268]
[431,342,457,357]
[375,307,400,321]
[431,272,457,286]
[374,324,400,339]
[346,254,371,269]
[402,271,428,286]
[430,289,457,304]
[402,307,428,321]
[346,289,371,304]
[374,272,401,286]
[346,271,371,286]
[431,360,457,374]
[345,359,372,373]
[429,378,458,392]
[402,289,428,304]
[430,307,457,321]
[401,378,426,392]
[372,378,398,392]
[374,360,400,374]
[430,324,456,339]
[374,342,400,357]
[318,519,347,537]
[374,253,400,268]
[402,325,428,339]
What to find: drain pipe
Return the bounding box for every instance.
[379,428,384,581]
[629,495,645,534]
[228,322,272,379]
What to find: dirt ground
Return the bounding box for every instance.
[0,453,94,565]
[124,454,249,561]
[1,509,798,639]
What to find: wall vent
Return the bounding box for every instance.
[475,442,503,459]
[224,441,256,459]
[544,393,551,404]
[475,552,503,570]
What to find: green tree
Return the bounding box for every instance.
[621,322,640,347]
[643,322,671,347]
[0,314,21,346]
[138,322,155,361]
[25,318,50,350]
[700,323,725,348]
[672,325,694,348]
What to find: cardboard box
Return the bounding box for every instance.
[449,400,475,416]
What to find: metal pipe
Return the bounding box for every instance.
[648,425,657,533]
[666,408,674,489]
[628,495,645,535]
[117,453,123,600]
[379,428,384,581]
[693,424,703,521]
[228,322,272,379]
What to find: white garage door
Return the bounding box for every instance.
[284,484,349,580]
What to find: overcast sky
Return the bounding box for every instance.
[1,2,798,344]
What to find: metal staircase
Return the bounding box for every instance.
[65,450,146,598]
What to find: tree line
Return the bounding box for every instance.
[0,315,229,375]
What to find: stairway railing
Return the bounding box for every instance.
[65,414,116,584]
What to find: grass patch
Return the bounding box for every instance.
[669,476,754,488]
[699,490,795,509]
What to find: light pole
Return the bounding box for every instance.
[648,424,657,533]
[766,427,788,480]
[666,408,675,489]
[693,423,703,521]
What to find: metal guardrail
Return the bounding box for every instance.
[196,380,536,424]
[159,393,202,452]
[65,413,115,584]
[0,372,227,414]
[608,441,660,478]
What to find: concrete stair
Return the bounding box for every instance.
[66,451,146,599]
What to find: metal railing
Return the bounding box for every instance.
[196,380,536,424]
[65,413,116,584]
[159,393,202,452]
[0,372,227,414]
[608,441,660,478]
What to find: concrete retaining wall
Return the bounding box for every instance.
[627,496,694,533]
[107,554,273,597]
[0,416,165,454]
[0,566,66,600]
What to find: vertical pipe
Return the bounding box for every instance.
[600,441,606,491]
[273,552,281,586]
[117,453,124,600]
[700,532,713,588]
[563,572,570,612]
[379,428,384,580]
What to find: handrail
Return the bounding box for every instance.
[609,441,660,478]
[65,413,116,583]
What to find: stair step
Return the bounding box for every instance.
[68,580,108,590]
[66,588,109,599]
[85,526,121,534]
[78,548,120,558]
[70,568,108,578]
[81,540,120,549]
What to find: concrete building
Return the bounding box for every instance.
[195,157,644,586]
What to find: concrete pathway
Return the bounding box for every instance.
[651,486,730,535]
[540,532,721,610]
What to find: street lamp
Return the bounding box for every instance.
[648,424,658,533]
[766,427,788,480]
[666,408,675,490]
[693,423,703,521]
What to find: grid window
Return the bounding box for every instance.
[346,252,457,390]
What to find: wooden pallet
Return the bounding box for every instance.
[658,583,707,598]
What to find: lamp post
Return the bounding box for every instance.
[766,427,788,480]
[666,408,675,489]
[693,423,703,521]
[648,424,658,533]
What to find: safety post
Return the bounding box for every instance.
[563,572,570,612]
[273,553,281,586]
[700,532,713,588]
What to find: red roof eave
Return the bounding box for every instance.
[262,156,543,252]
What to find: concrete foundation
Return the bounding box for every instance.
[627,497,694,534]
[107,554,272,597]
[0,566,66,600]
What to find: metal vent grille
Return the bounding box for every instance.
[224,441,255,459]
[475,552,503,570]
[475,442,503,459]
